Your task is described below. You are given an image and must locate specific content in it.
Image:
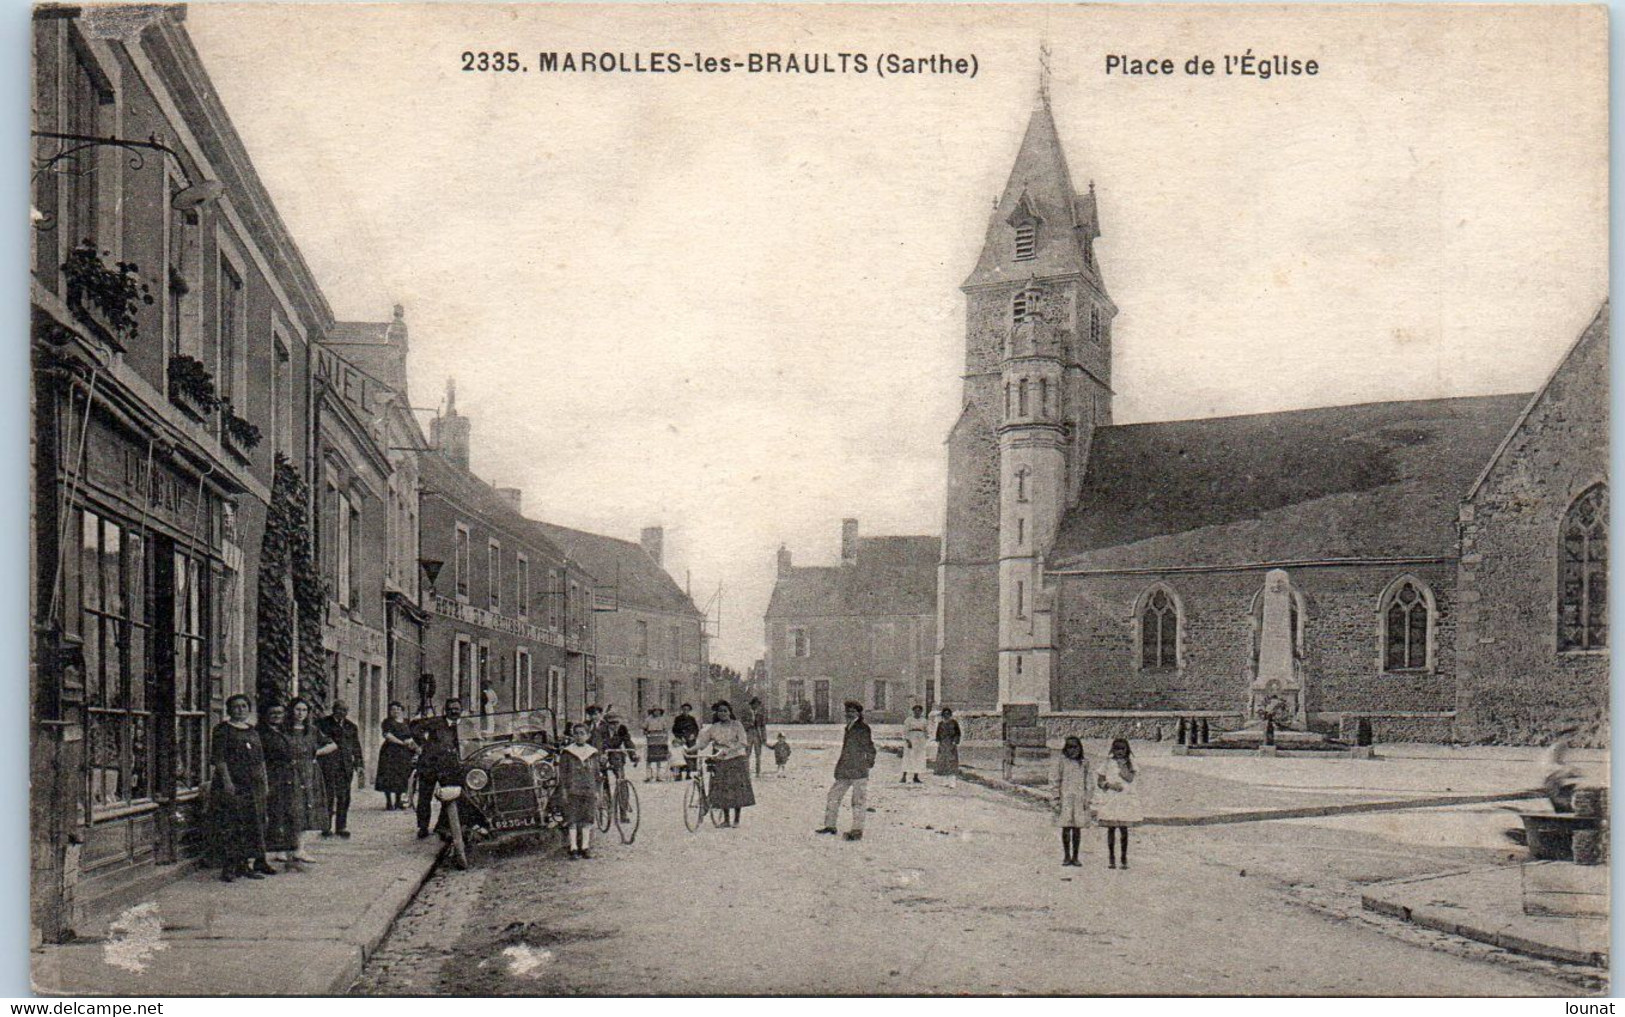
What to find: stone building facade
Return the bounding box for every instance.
[417,387,594,726]
[313,341,391,769]
[766,520,938,724]
[28,5,343,941]
[1457,307,1611,746]
[325,309,430,743]
[935,88,1608,744]
[531,523,707,720]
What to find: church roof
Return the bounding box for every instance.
[963,102,1097,290]
[766,536,939,618]
[1050,393,1532,571]
[528,521,703,618]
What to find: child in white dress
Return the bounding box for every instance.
[1051,736,1094,867]
[1093,738,1142,869]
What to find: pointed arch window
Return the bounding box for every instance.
[1004,381,1012,417]
[1014,223,1036,261]
[1089,306,1102,344]
[1380,577,1434,671]
[1560,484,1608,651]
[1017,379,1029,416]
[1015,468,1029,503]
[1039,378,1049,417]
[1138,586,1180,671]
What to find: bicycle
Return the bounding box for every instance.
[596,747,640,844]
[682,755,726,832]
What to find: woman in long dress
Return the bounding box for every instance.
[1093,738,1142,870]
[932,707,962,788]
[693,700,755,827]
[375,701,418,809]
[1051,736,1094,867]
[641,707,670,782]
[901,705,929,783]
[260,702,299,862]
[210,694,270,882]
[283,697,337,865]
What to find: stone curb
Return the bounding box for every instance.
[1359,888,1609,969]
[957,765,1544,825]
[329,846,447,994]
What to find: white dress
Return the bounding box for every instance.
[1092,758,1143,825]
[1052,756,1095,827]
[902,715,930,774]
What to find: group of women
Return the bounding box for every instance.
[209,694,337,882]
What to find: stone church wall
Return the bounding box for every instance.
[1457,311,1610,747]
[1052,562,1461,730]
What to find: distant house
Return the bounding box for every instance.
[417,382,596,723]
[765,520,939,723]
[530,522,707,720]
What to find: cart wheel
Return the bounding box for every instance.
[446,799,469,870]
[683,780,706,832]
[596,788,612,833]
[614,780,640,843]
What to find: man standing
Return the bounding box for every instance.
[415,698,464,839]
[816,701,876,841]
[744,696,769,776]
[317,701,365,838]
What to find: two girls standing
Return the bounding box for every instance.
[1052,737,1141,869]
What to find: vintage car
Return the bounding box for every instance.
[433,708,640,866]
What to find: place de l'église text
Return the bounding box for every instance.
[1106,52,1320,79]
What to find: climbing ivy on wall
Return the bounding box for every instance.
[257,454,328,710]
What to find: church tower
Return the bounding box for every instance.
[936,77,1116,712]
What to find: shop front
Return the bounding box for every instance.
[32,339,251,939]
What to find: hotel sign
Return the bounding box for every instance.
[432,593,564,648]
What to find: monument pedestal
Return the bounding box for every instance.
[1000,703,1050,786]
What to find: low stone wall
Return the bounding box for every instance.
[1336,712,1455,744]
[958,710,1247,745]
[960,709,1467,745]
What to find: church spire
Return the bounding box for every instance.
[962,74,1096,290]
[1037,40,1052,111]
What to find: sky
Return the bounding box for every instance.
[183,3,1608,670]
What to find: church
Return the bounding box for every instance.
[934,91,1609,746]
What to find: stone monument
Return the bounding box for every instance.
[1249,568,1306,727]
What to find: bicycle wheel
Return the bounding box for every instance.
[596,785,612,832]
[682,779,707,832]
[614,780,640,844]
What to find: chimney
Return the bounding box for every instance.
[495,487,522,513]
[430,378,472,470]
[640,526,664,567]
[841,518,859,566]
[776,544,792,576]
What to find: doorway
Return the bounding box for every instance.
[813,680,830,723]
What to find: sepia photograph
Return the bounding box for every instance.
[25,2,1610,997]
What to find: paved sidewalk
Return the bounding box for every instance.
[1362,863,1610,968]
[33,805,441,995]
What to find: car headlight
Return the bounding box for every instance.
[464,768,490,791]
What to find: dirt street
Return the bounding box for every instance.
[355,746,1591,995]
